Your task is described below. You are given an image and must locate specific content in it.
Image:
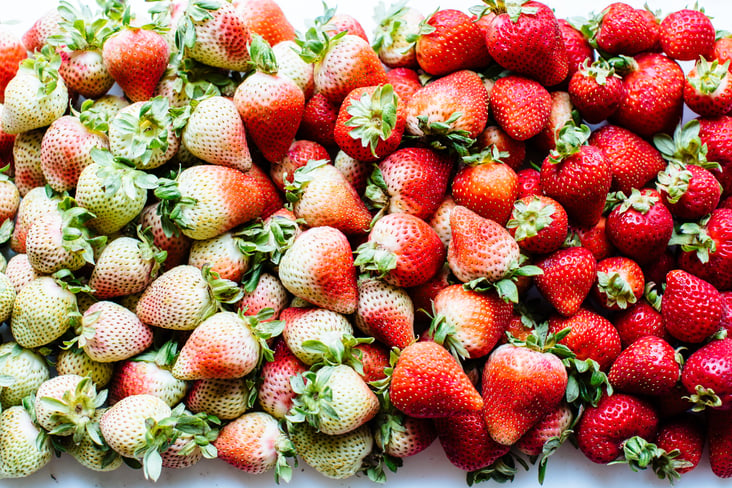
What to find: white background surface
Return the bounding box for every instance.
[2,0,732,487]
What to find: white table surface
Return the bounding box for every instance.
[2,0,731,486]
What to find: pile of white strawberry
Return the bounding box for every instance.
[0,0,731,486]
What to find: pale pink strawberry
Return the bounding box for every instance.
[22,9,63,52]
[257,337,308,419]
[272,40,315,99]
[188,232,249,282]
[75,301,153,363]
[4,254,40,293]
[333,150,372,194]
[281,306,353,366]
[238,273,289,319]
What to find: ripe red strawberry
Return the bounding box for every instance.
[355,212,445,288]
[662,269,723,344]
[614,298,667,349]
[452,149,518,227]
[515,402,572,457]
[656,416,704,475]
[385,67,422,104]
[589,124,667,195]
[722,291,732,335]
[333,84,406,162]
[235,0,296,46]
[428,284,512,360]
[0,32,27,104]
[657,163,722,220]
[270,139,330,191]
[569,59,625,124]
[481,331,568,446]
[367,146,452,221]
[548,308,622,372]
[557,19,594,83]
[354,278,415,350]
[507,195,568,255]
[257,338,308,420]
[517,167,542,198]
[474,125,526,171]
[611,53,685,138]
[355,341,390,384]
[484,0,568,87]
[708,409,732,478]
[675,209,732,292]
[696,116,732,198]
[594,257,645,311]
[581,2,659,56]
[390,341,483,418]
[575,392,659,464]
[535,246,596,317]
[434,411,510,472]
[540,124,612,227]
[278,226,358,315]
[660,8,714,61]
[297,93,338,147]
[681,338,732,411]
[489,75,551,141]
[103,27,168,103]
[684,58,732,117]
[413,8,491,76]
[608,336,680,396]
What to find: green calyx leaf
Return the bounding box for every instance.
[668,215,716,264]
[345,84,399,158]
[90,148,159,201]
[173,0,221,58]
[57,195,107,265]
[242,307,285,365]
[596,270,637,310]
[285,368,340,430]
[52,268,95,294]
[548,122,591,164]
[20,45,62,98]
[372,1,409,52]
[203,265,244,310]
[364,165,390,215]
[689,57,731,95]
[428,313,469,361]
[462,144,510,167]
[42,376,108,445]
[283,159,330,207]
[134,340,179,368]
[656,163,692,204]
[614,188,658,216]
[653,120,721,171]
[110,96,174,167]
[683,384,723,412]
[505,197,556,242]
[536,423,575,484]
[49,0,118,51]
[353,241,398,280]
[578,57,618,86]
[248,34,278,74]
[509,322,575,358]
[467,452,530,485]
[505,0,539,22]
[608,436,692,482]
[414,112,476,157]
[294,3,345,64]
[562,357,612,409]
[154,171,197,238]
[302,333,374,374]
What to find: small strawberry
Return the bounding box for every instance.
[489,75,551,141]
[579,2,659,56]
[354,278,415,350]
[385,67,422,104]
[659,8,715,61]
[548,308,622,372]
[298,93,339,147]
[681,338,732,411]
[614,294,667,349]
[674,209,732,292]
[257,338,308,419]
[516,167,542,198]
[569,58,625,124]
[185,378,251,421]
[55,346,113,390]
[654,416,704,476]
[657,163,722,220]
[506,195,568,255]
[270,139,330,191]
[662,269,723,344]
[534,246,596,317]
[188,231,249,283]
[0,342,50,408]
[139,203,191,272]
[684,57,732,117]
[10,129,47,197]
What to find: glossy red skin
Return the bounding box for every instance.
[614,300,668,349]
[474,126,526,171]
[557,19,594,84]
[656,416,704,474]
[435,411,510,471]
[490,76,552,141]
[677,209,732,292]
[662,269,723,344]
[708,409,732,478]
[607,336,680,396]
[535,247,596,317]
[517,168,542,198]
[684,64,732,117]
[660,9,715,61]
[659,164,722,220]
[721,291,732,335]
[452,162,518,227]
[549,308,622,372]
[595,3,659,56]
[576,393,659,464]
[682,339,732,410]
[569,68,626,124]
[593,256,645,312]
[298,93,338,148]
[641,249,676,287]
[570,216,615,261]
[386,68,422,105]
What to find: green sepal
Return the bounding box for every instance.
[656,163,692,205]
[285,368,340,430]
[302,333,374,374]
[202,265,244,310]
[668,215,715,264]
[109,96,174,168]
[608,436,693,482]
[353,241,398,280]
[505,197,556,243]
[248,34,278,74]
[596,270,638,310]
[283,159,330,207]
[412,111,476,157]
[467,452,530,485]
[653,119,721,171]
[548,122,591,164]
[372,1,409,52]
[19,45,62,98]
[427,312,469,361]
[345,84,399,158]
[562,357,612,409]
[683,383,723,412]
[133,339,179,368]
[689,57,731,95]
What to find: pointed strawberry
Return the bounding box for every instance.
[256,338,308,420]
[535,246,596,317]
[354,278,415,350]
[298,92,338,147]
[548,308,622,372]
[673,209,732,292]
[569,58,626,123]
[662,269,723,344]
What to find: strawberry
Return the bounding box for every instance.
[373,410,435,465]
[708,409,732,478]
[2,46,68,135]
[89,228,166,300]
[214,411,295,482]
[548,308,621,371]
[270,139,330,191]
[580,2,659,56]
[103,26,169,103]
[355,212,445,289]
[540,123,612,228]
[256,338,307,419]
[284,160,371,236]
[234,35,304,164]
[696,116,732,197]
[390,341,483,418]
[681,338,732,411]
[611,53,685,138]
[272,40,315,99]
[608,336,680,396]
[614,297,667,349]
[428,196,456,248]
[684,57,732,117]
[333,84,406,162]
[22,9,63,52]
[534,246,596,317]
[657,163,722,220]
[188,231,249,282]
[298,93,339,147]
[515,402,572,457]
[532,90,574,154]
[0,342,50,408]
[0,272,14,323]
[655,416,704,475]
[182,96,252,172]
[452,148,518,227]
[434,411,510,472]
[372,4,423,69]
[659,8,715,61]
[483,0,568,87]
[517,167,542,198]
[172,309,282,380]
[557,18,593,83]
[60,408,123,473]
[9,128,46,197]
[55,346,113,390]
[109,341,188,407]
[429,284,512,360]
[281,306,357,366]
[474,125,526,171]
[385,67,422,104]
[235,0,295,46]
[412,8,491,76]
[575,392,659,464]
[507,195,568,255]
[278,227,358,315]
[324,12,369,41]
[139,203,191,272]
[287,422,372,480]
[489,75,551,141]
[4,254,40,293]
[0,403,52,478]
[569,59,625,124]
[0,32,27,104]
[722,291,732,335]
[354,278,415,350]
[662,269,723,344]
[34,374,104,443]
[674,209,732,292]
[185,378,251,421]
[366,146,452,221]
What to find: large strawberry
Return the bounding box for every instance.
[579,2,659,56]
[608,336,681,396]
[489,74,551,142]
[354,278,415,350]
[681,338,732,411]
[534,246,596,317]
[0,342,50,408]
[674,209,732,292]
[662,269,723,344]
[659,7,714,61]
[657,163,722,220]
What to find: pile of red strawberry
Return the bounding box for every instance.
[0,0,731,485]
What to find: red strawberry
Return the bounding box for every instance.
[235,0,296,46]
[355,212,445,289]
[662,269,723,344]
[570,216,615,261]
[516,167,542,198]
[0,32,27,104]
[582,3,659,56]
[102,27,169,103]
[257,338,308,420]
[608,336,680,396]
[548,308,621,372]
[656,416,704,475]
[569,59,625,124]
[385,67,422,104]
[507,195,568,255]
[354,278,415,350]
[413,9,491,76]
[611,53,685,138]
[484,0,568,87]
[589,124,667,195]
[722,291,732,335]
[474,125,526,171]
[614,299,668,349]
[675,209,732,292]
[657,163,722,220]
[660,8,715,61]
[535,246,596,317]
[708,410,732,478]
[489,75,551,141]
[389,341,483,418]
[575,392,659,464]
[270,139,330,191]
[515,402,573,457]
[355,341,391,384]
[557,19,594,83]
[684,57,732,117]
[681,338,732,411]
[297,93,338,147]
[594,257,645,312]
[434,411,510,472]
[540,124,612,227]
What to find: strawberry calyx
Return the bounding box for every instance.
[345,84,399,158]
[164,57,237,103]
[57,195,107,266]
[133,340,179,369]
[52,268,95,295]
[683,383,723,412]
[404,8,436,45]
[606,55,638,76]
[283,159,330,207]
[90,148,159,201]
[462,144,509,167]
[154,171,198,238]
[202,265,245,313]
[689,57,731,95]
[369,347,400,400]
[38,376,107,445]
[548,122,591,164]
[247,34,278,75]
[577,58,618,86]
[506,196,556,243]
[653,120,721,171]
[596,269,638,309]
[464,255,543,304]
[562,356,612,409]
[535,415,577,484]
[608,436,693,482]
[273,424,297,483]
[174,0,224,61]
[169,410,221,461]
[363,165,390,222]
[372,1,411,53]
[656,163,693,204]
[668,215,716,263]
[368,392,407,482]
[238,307,285,366]
[19,45,63,99]
[413,111,476,157]
[302,333,375,375]
[109,97,177,168]
[426,309,470,361]
[644,282,663,311]
[47,0,118,51]
[353,241,398,281]
[295,5,348,64]
[478,0,539,22]
[133,403,191,481]
[285,367,339,430]
[508,322,574,357]
[467,452,530,485]
[76,96,129,135]
[135,225,168,280]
